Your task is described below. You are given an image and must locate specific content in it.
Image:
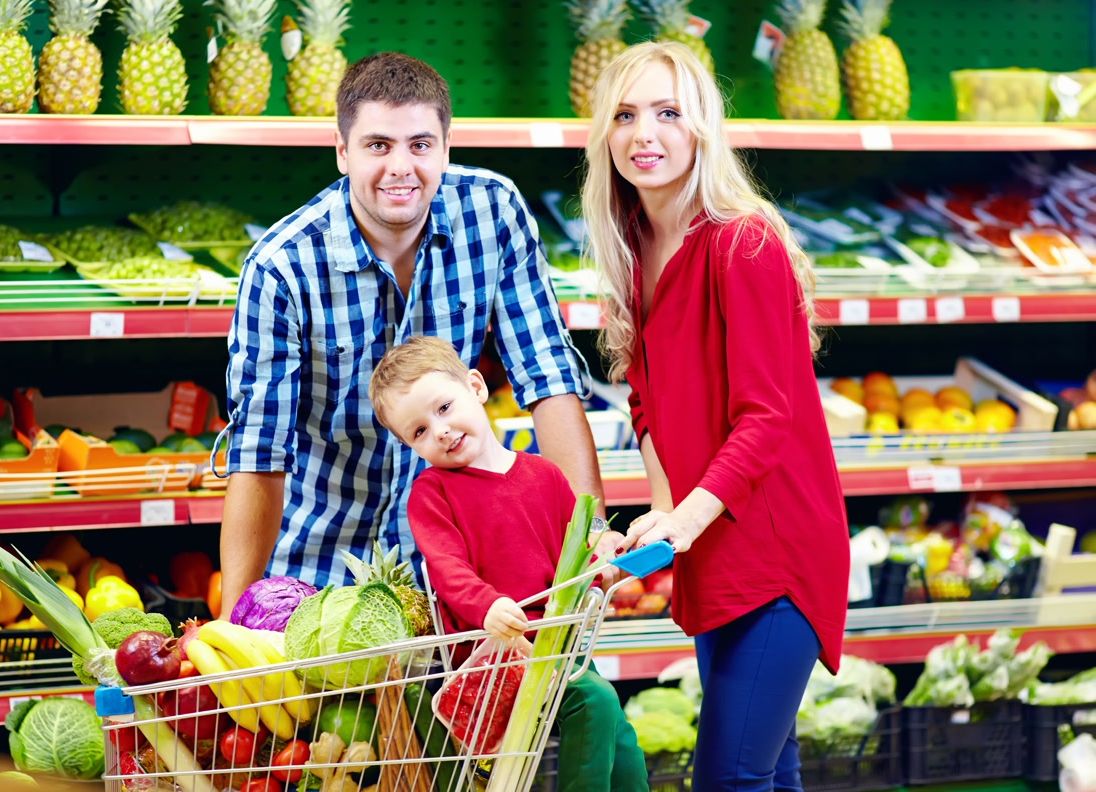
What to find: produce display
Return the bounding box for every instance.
[952,68,1049,122]
[116,0,188,115]
[837,0,909,120]
[773,0,840,120]
[49,225,163,263]
[207,0,277,116]
[130,201,256,244]
[284,0,351,117]
[566,0,629,118]
[38,0,111,115]
[0,0,35,114]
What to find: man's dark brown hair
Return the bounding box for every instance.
[336,52,453,139]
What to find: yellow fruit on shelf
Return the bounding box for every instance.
[906,405,943,433]
[974,399,1017,432]
[935,385,974,412]
[900,388,935,412]
[1069,401,1096,430]
[867,412,900,434]
[940,406,977,434]
[863,371,898,397]
[830,377,864,404]
[0,582,24,624]
[863,391,900,417]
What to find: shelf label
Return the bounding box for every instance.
[991,296,1021,322]
[140,499,176,526]
[860,126,894,151]
[567,302,601,329]
[838,299,870,325]
[897,298,928,324]
[529,123,565,148]
[907,466,962,492]
[17,241,54,262]
[157,241,192,261]
[950,709,971,724]
[752,20,785,68]
[592,655,621,681]
[935,296,966,323]
[89,312,125,337]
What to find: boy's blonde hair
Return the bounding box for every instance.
[581,41,819,383]
[370,336,470,434]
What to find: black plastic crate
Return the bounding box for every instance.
[1024,702,1096,781]
[849,561,913,609]
[903,700,1024,784]
[800,706,902,791]
[0,630,66,664]
[647,750,692,792]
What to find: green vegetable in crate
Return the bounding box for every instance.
[51,226,162,262]
[812,251,862,269]
[93,256,200,280]
[71,606,173,686]
[627,711,697,755]
[0,223,28,260]
[131,200,255,242]
[5,697,104,780]
[624,686,697,724]
[797,697,877,757]
[906,236,952,268]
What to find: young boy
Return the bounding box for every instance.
[370,335,649,792]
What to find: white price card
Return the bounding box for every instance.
[935,296,966,323]
[140,499,176,526]
[950,709,971,725]
[592,655,621,681]
[529,123,565,148]
[907,466,962,492]
[157,241,193,261]
[89,312,125,337]
[991,296,1021,322]
[897,298,928,324]
[752,20,785,67]
[838,299,870,325]
[859,126,894,151]
[17,240,54,262]
[567,302,601,329]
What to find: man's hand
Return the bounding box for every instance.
[484,597,528,642]
[622,508,702,554]
[592,530,626,588]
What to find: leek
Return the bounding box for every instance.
[0,548,217,792]
[486,495,599,791]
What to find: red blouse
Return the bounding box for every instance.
[627,214,849,672]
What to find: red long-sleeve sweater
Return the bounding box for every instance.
[407,452,576,636]
[627,213,849,672]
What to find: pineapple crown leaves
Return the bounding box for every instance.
[48,0,111,37]
[117,0,183,42]
[566,0,629,43]
[342,541,417,588]
[205,0,276,44]
[633,0,691,31]
[293,0,350,47]
[0,0,35,33]
[837,0,892,42]
[775,0,827,35]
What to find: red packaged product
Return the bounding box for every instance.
[433,640,526,753]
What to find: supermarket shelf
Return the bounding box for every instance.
[1,115,1095,151]
[0,307,227,341]
[0,495,192,532]
[815,292,1096,326]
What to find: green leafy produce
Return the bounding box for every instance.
[798,697,877,757]
[0,224,28,261]
[5,697,104,780]
[906,236,953,268]
[812,251,863,269]
[72,607,173,685]
[51,226,162,263]
[284,582,412,690]
[627,711,697,755]
[89,257,202,281]
[804,655,896,707]
[624,686,697,724]
[131,201,254,243]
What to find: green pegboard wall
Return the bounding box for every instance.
[16,0,1094,120]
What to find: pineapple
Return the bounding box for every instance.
[566,0,628,117]
[837,0,909,120]
[285,0,349,116]
[773,0,840,120]
[117,0,188,115]
[634,0,714,76]
[0,0,36,113]
[207,0,276,116]
[342,543,434,637]
[38,0,110,114]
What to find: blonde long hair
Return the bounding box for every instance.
[581,41,819,383]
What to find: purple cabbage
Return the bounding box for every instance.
[229,575,318,632]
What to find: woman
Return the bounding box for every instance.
[582,42,850,790]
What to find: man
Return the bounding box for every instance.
[220,52,610,614]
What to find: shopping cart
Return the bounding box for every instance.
[97,540,674,792]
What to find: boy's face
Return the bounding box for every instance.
[335,101,450,243]
[385,370,495,470]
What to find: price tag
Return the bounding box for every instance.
[89,312,125,337]
[907,466,962,492]
[685,14,712,38]
[140,499,176,526]
[17,240,54,262]
[935,296,966,323]
[592,655,621,681]
[897,298,928,324]
[281,26,302,61]
[838,299,870,325]
[860,126,894,151]
[950,709,971,725]
[752,20,785,68]
[157,241,193,261]
[245,223,267,242]
[206,31,218,64]
[529,123,565,148]
[991,296,1021,322]
[567,302,601,329]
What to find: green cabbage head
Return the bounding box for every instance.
[5,697,105,780]
[284,582,412,690]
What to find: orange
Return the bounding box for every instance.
[906,405,943,433]
[936,386,974,411]
[830,377,864,404]
[863,392,900,416]
[863,372,899,397]
[940,407,977,433]
[974,399,1017,432]
[901,388,936,412]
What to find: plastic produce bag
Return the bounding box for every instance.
[433,639,526,753]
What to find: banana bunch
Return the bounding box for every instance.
[187,620,316,739]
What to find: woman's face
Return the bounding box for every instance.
[608,60,697,202]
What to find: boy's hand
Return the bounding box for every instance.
[484,597,528,641]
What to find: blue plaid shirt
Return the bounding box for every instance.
[225,166,589,587]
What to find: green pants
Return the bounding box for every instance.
[555,669,649,792]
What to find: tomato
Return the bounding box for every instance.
[219,725,267,767]
[238,779,284,792]
[108,725,141,755]
[271,739,310,783]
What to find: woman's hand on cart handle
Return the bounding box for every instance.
[484,596,529,641]
[623,509,702,554]
[592,530,626,587]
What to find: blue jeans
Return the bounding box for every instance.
[693,597,821,791]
